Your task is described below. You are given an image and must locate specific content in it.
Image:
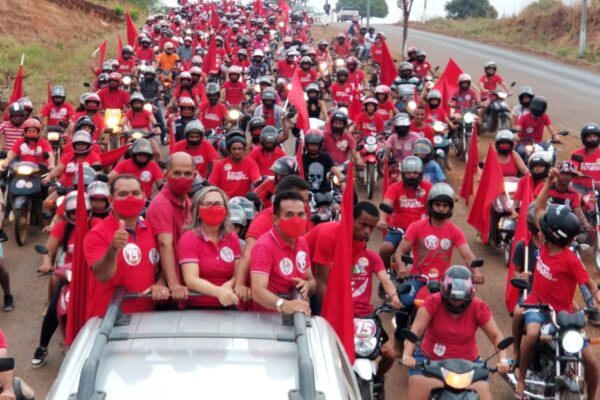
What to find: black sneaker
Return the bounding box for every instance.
[0,229,8,242]
[3,295,14,311]
[31,347,48,368]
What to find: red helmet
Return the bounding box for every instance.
[85,93,101,111]
[22,118,42,139]
[346,56,358,65]
[108,72,122,83]
[178,97,196,117]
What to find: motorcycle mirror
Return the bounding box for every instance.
[90,164,103,172]
[434,66,440,72]
[56,186,69,196]
[478,161,485,169]
[401,254,413,264]
[470,259,484,268]
[510,81,516,87]
[0,151,7,159]
[245,191,262,211]
[379,202,393,214]
[58,121,69,129]
[400,328,418,343]
[559,130,569,136]
[83,82,91,88]
[427,280,440,293]
[497,336,515,350]
[510,278,531,291]
[0,357,15,372]
[35,244,49,255]
[571,154,584,163]
[157,160,167,169]
[95,174,109,183]
[396,282,412,296]
[42,152,50,160]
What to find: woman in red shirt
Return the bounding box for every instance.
[178,186,241,308]
[495,130,528,177]
[121,93,158,132]
[401,267,510,400]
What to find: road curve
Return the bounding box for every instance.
[371,24,600,133]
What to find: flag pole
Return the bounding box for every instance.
[20,54,25,66]
[523,245,529,299]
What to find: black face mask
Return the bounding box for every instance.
[428,101,440,110]
[402,174,422,188]
[53,97,65,106]
[531,167,549,180]
[133,155,150,167]
[308,95,318,103]
[400,71,412,79]
[208,95,219,105]
[332,125,344,134]
[337,76,347,83]
[263,100,275,109]
[187,137,202,146]
[395,126,410,137]
[145,75,155,82]
[585,138,600,149]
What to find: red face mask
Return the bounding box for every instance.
[168,176,194,195]
[199,205,227,226]
[112,195,145,218]
[278,216,306,238]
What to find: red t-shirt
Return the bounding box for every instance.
[329,82,354,105]
[125,109,153,130]
[384,181,431,229]
[348,69,366,87]
[135,47,155,62]
[97,88,131,110]
[517,113,552,143]
[403,219,467,280]
[50,220,75,265]
[479,74,504,92]
[198,101,228,130]
[421,293,491,361]
[425,106,448,125]
[84,214,159,318]
[177,229,241,308]
[0,329,6,349]
[351,245,385,317]
[113,159,163,198]
[572,147,600,189]
[246,207,274,240]
[298,69,318,88]
[323,131,356,164]
[171,140,219,178]
[414,61,432,79]
[222,80,247,106]
[248,146,286,176]
[250,227,310,311]
[40,102,75,126]
[58,151,102,187]
[276,60,297,79]
[525,244,589,313]
[499,152,519,178]
[354,112,385,139]
[376,101,395,122]
[410,122,435,142]
[533,184,581,209]
[10,138,52,165]
[208,157,261,198]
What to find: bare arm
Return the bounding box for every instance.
[0,348,15,400]
[393,239,413,273]
[157,232,188,300]
[181,262,237,305]
[91,246,119,282]
[314,263,329,306]
[480,317,509,370]
[513,151,529,176]
[401,306,432,361]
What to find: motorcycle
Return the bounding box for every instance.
[403,328,514,400]
[206,127,227,157]
[488,176,518,256]
[46,125,66,160]
[519,130,569,166]
[451,107,478,161]
[572,171,600,274]
[483,82,516,133]
[431,121,450,174]
[506,278,600,400]
[309,191,338,226]
[354,283,412,400]
[358,135,385,200]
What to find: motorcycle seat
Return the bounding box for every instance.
[556,311,586,330]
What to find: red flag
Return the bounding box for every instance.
[505,175,533,312]
[296,138,304,178]
[322,163,355,364]
[298,25,308,43]
[125,12,139,47]
[382,156,389,196]
[210,10,221,29]
[379,40,398,86]
[97,40,108,69]
[100,144,131,167]
[348,83,362,121]
[467,143,505,244]
[169,122,176,155]
[65,163,90,345]
[202,35,217,75]
[433,58,463,115]
[254,0,265,16]
[9,65,24,104]
[459,123,479,205]
[116,33,123,59]
[47,81,52,104]
[288,69,309,131]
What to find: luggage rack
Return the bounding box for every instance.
[70,287,325,400]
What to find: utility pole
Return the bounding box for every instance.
[366,0,371,28]
[579,0,588,56]
[423,0,427,22]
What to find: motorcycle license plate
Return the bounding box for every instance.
[354,318,377,340]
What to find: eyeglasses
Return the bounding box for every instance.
[200,201,225,208]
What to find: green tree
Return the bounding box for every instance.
[445,0,498,19]
[335,0,389,19]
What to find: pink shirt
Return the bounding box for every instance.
[323,131,356,164]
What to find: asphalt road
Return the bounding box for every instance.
[2,24,600,400]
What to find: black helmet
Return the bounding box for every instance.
[262,88,277,102]
[539,204,580,247]
[529,96,547,117]
[271,156,298,177]
[528,152,551,180]
[427,183,455,219]
[8,102,25,117]
[259,125,278,144]
[440,266,475,313]
[581,123,600,148]
[131,138,154,157]
[330,110,348,128]
[249,116,266,131]
[305,128,325,147]
[206,82,220,95]
[400,156,423,188]
[336,68,348,77]
[122,45,134,57]
[74,116,96,134]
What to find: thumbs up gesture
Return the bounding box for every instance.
[112,220,129,250]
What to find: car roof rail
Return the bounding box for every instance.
[287,292,325,400]
[69,286,127,400]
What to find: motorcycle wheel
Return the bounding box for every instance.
[14,207,30,246]
[367,163,375,200]
[504,237,513,268]
[357,377,373,400]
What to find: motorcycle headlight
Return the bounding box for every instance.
[143,103,153,113]
[278,21,284,27]
[407,100,417,113]
[525,144,534,154]
[562,330,584,354]
[463,113,475,124]
[254,84,261,93]
[47,132,60,141]
[354,318,378,357]
[123,76,132,86]
[16,165,34,175]
[504,181,518,194]
[335,58,344,68]
[497,92,508,100]
[319,61,328,72]
[365,136,377,145]
[65,269,72,282]
[433,121,445,133]
[228,109,240,120]
[365,144,377,153]
[131,131,144,140]
[286,83,292,91]
[441,368,474,390]
[332,175,340,186]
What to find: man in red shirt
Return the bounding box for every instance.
[40,86,75,127]
[297,57,318,89]
[478,61,511,99]
[248,126,286,176]
[84,175,169,318]
[347,57,366,88]
[171,120,218,178]
[572,123,600,192]
[413,50,435,79]
[146,152,195,303]
[275,49,298,80]
[410,106,435,142]
[370,33,384,65]
[208,135,260,198]
[329,69,353,107]
[97,73,131,111]
[250,191,316,315]
[323,111,363,165]
[135,37,155,62]
[221,66,247,107]
[0,118,54,170]
[332,35,351,58]
[349,97,385,140]
[199,83,228,130]
[109,139,164,198]
[0,103,26,152]
[516,97,560,155]
[69,94,106,141]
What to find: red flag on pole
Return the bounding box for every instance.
[433,58,463,115]
[296,138,304,178]
[348,83,362,122]
[379,40,398,86]
[116,33,123,58]
[65,163,90,345]
[125,12,139,47]
[202,35,217,75]
[210,10,221,29]
[169,122,176,155]
[100,144,131,167]
[467,143,505,244]
[9,64,24,104]
[288,69,309,132]
[97,40,108,69]
[382,156,389,196]
[505,175,533,312]
[322,163,355,364]
[254,0,265,16]
[47,81,52,104]
[459,123,479,205]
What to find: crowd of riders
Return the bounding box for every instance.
[0,1,599,400]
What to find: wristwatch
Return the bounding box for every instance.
[275,298,285,313]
